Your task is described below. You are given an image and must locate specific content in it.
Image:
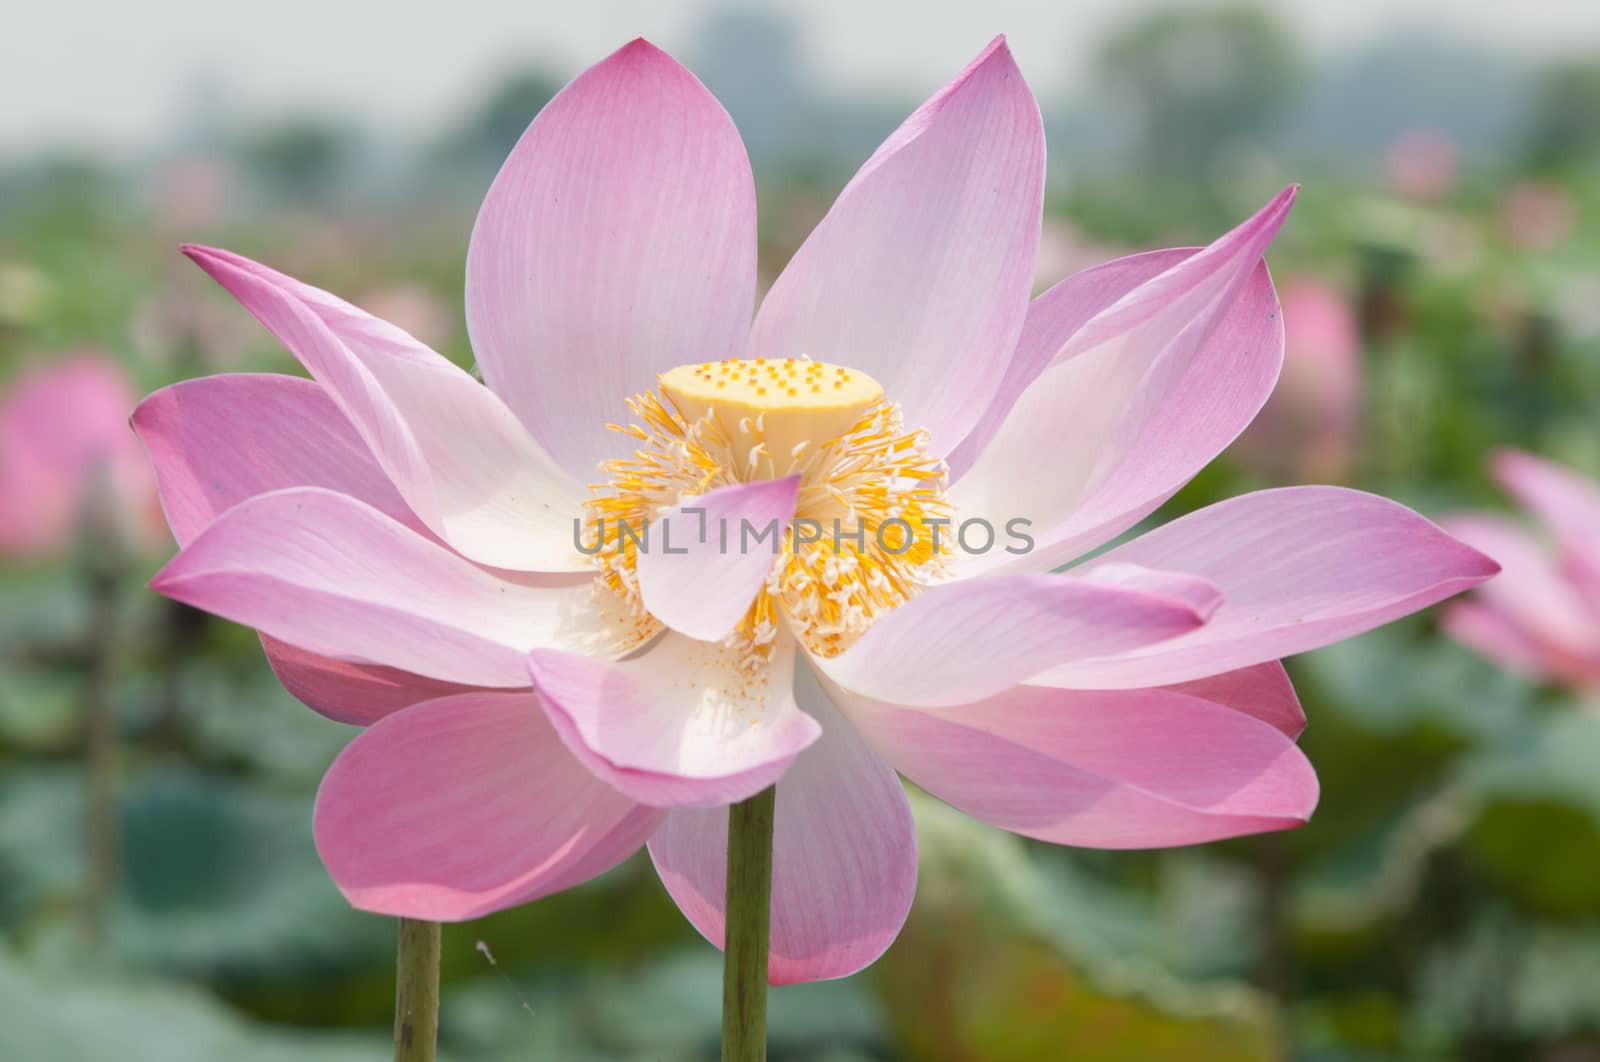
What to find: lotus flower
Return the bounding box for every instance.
[1,353,162,558]
[1441,450,1600,691]
[136,38,1496,983]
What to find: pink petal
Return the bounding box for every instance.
[945,247,1195,480]
[1493,448,1600,603]
[1039,487,1500,689]
[636,476,799,641]
[952,189,1295,576]
[151,487,649,687]
[314,690,663,920]
[528,633,822,808]
[746,37,1044,456]
[813,569,1213,706]
[1439,513,1600,683]
[184,246,587,572]
[648,668,916,983]
[1165,662,1305,739]
[132,372,422,546]
[838,680,1318,849]
[465,39,757,477]
[260,634,477,726]
[134,374,469,724]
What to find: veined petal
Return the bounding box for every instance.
[132,373,423,546]
[952,189,1295,576]
[746,36,1044,456]
[465,39,758,477]
[528,633,822,808]
[636,476,799,641]
[314,690,663,920]
[649,666,916,983]
[134,375,481,724]
[945,247,1195,480]
[1039,487,1500,689]
[150,487,650,688]
[838,679,1318,849]
[183,245,588,572]
[1493,448,1600,603]
[813,568,1212,707]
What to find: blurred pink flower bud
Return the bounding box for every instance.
[0,354,164,559]
[149,154,238,233]
[1234,279,1363,482]
[1385,130,1458,203]
[1500,179,1576,251]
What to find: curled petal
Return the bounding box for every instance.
[151,487,649,688]
[1040,487,1500,689]
[133,372,422,546]
[636,476,799,641]
[528,633,822,807]
[184,246,588,572]
[945,247,1194,479]
[953,189,1295,576]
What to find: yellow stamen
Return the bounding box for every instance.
[659,358,884,480]
[584,359,950,666]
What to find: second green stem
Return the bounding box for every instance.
[722,785,777,1062]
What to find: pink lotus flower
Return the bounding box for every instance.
[135,38,1496,983]
[0,353,162,558]
[1441,450,1600,691]
[1232,278,1363,482]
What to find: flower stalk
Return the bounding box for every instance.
[722,785,777,1062]
[393,918,441,1062]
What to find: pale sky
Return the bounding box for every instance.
[5,0,1599,153]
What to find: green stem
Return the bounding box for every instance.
[393,918,441,1062]
[82,564,120,940]
[722,785,777,1062]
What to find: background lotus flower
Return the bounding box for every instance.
[1441,450,1600,692]
[0,353,163,559]
[1500,179,1577,251]
[137,37,1496,985]
[1385,129,1459,203]
[1232,277,1363,483]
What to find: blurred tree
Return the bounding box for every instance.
[452,70,560,166]
[692,9,810,175]
[234,116,356,204]
[1525,56,1600,169]
[1096,4,1302,176]
[419,66,561,196]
